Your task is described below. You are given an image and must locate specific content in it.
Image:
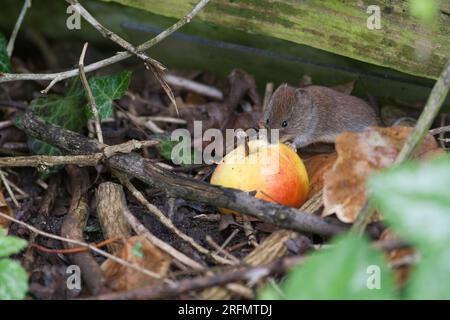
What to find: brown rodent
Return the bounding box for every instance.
[262,84,378,149]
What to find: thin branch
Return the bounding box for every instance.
[429,125,450,135]
[6,0,32,57]
[352,59,450,235]
[78,42,103,144]
[0,154,102,167]
[66,0,164,71]
[0,210,168,281]
[89,255,303,300]
[66,0,182,113]
[0,170,19,207]
[163,74,224,100]
[0,0,211,98]
[0,140,157,167]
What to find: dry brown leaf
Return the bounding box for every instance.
[304,153,337,198]
[323,126,443,223]
[0,189,14,231]
[101,235,171,291]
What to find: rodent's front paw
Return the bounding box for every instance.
[284,141,298,151]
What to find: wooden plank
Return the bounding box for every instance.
[101,0,450,79]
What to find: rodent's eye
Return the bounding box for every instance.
[281,121,288,128]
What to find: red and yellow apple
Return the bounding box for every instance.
[210,140,309,214]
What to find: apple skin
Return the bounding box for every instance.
[210,140,309,214]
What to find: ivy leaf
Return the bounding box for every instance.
[369,156,450,251]
[0,34,11,73]
[0,236,27,258]
[153,132,196,165]
[0,259,28,300]
[86,71,131,120]
[260,234,395,299]
[27,79,86,156]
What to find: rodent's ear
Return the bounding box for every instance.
[295,88,312,107]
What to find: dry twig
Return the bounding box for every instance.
[0,0,211,108]
[0,209,166,280]
[6,0,32,57]
[78,43,103,144]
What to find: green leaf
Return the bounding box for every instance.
[153,132,196,165]
[132,242,143,258]
[0,259,28,300]
[86,71,131,120]
[0,34,11,73]
[28,79,86,156]
[406,248,450,299]
[260,234,395,299]
[409,0,439,22]
[369,156,450,251]
[0,236,27,258]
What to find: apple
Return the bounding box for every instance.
[210,139,309,214]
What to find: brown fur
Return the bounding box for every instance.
[262,84,378,148]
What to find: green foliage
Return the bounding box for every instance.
[370,155,450,299]
[261,155,450,300]
[0,235,27,258]
[0,34,11,73]
[369,156,450,251]
[0,227,28,300]
[86,71,131,120]
[153,132,195,165]
[21,71,131,157]
[406,248,450,299]
[28,79,86,156]
[261,234,395,299]
[409,0,439,22]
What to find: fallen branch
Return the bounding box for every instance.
[89,255,302,300]
[0,139,157,167]
[61,166,107,294]
[20,112,342,237]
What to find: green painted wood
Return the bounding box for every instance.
[101,0,450,80]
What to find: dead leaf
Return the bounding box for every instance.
[304,153,337,197]
[0,189,14,231]
[323,126,443,223]
[101,235,171,291]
